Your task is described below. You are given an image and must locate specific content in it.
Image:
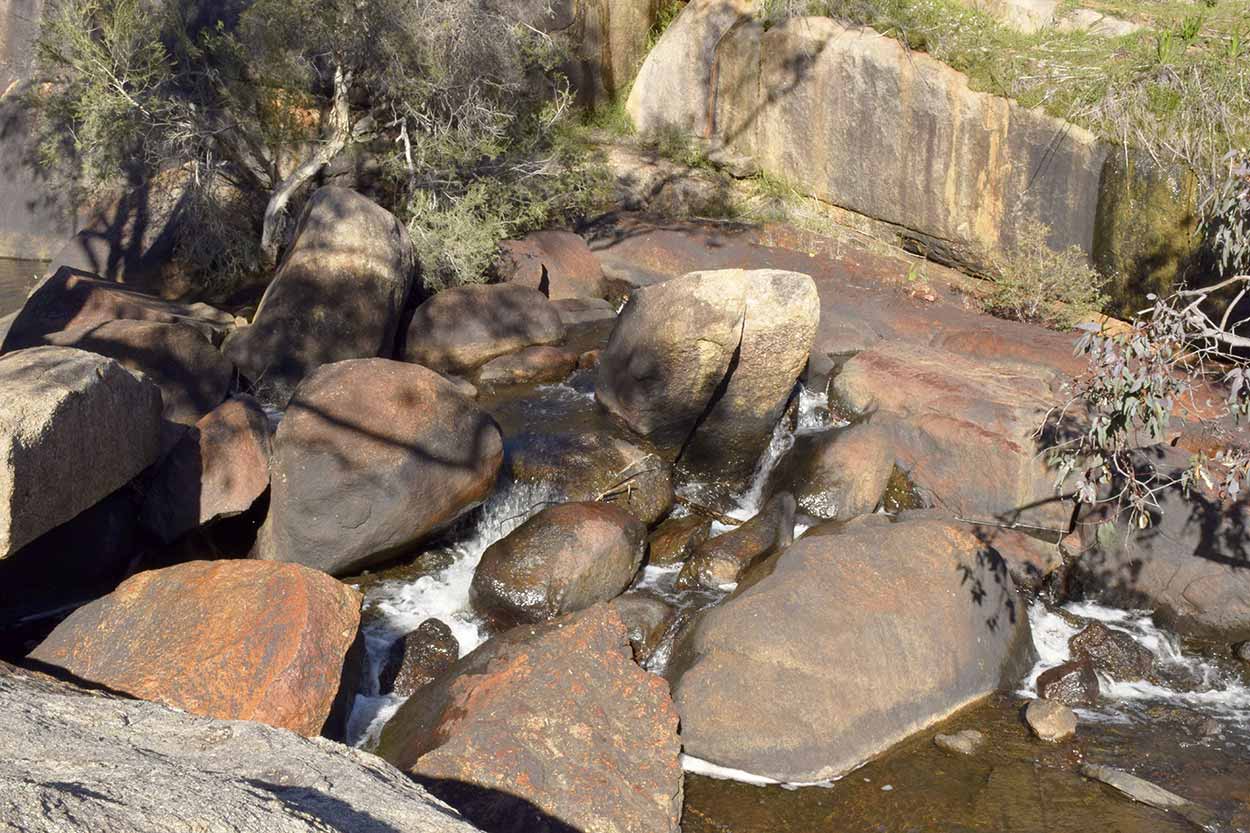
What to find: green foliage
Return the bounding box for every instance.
[982,221,1108,329]
[648,0,688,50]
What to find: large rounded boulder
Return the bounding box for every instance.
[27,560,363,739]
[668,514,1035,782]
[595,268,818,491]
[377,604,683,833]
[401,283,566,374]
[471,501,646,626]
[253,358,502,576]
[223,187,415,405]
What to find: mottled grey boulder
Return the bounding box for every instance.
[0,663,479,833]
[0,346,161,557]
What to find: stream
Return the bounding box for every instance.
[344,376,1250,831]
[0,258,45,317]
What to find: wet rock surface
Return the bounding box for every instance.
[1026,698,1078,741]
[676,492,795,591]
[1070,622,1154,681]
[763,420,893,521]
[647,514,712,566]
[377,604,683,833]
[934,729,984,756]
[28,560,363,739]
[379,618,460,698]
[611,591,677,665]
[1036,659,1100,707]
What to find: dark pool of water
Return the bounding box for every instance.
[0,258,46,316]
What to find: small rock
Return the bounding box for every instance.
[1025,698,1077,742]
[1036,659,1099,707]
[933,729,985,756]
[1079,764,1193,812]
[379,618,460,697]
[1069,621,1153,680]
[647,514,712,567]
[578,349,601,369]
[676,493,795,591]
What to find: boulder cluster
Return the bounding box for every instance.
[3,190,1248,832]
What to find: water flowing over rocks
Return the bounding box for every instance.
[28,560,364,739]
[223,187,416,405]
[595,267,818,491]
[377,604,683,833]
[1069,621,1154,681]
[254,359,503,577]
[668,515,1034,783]
[470,501,646,627]
[402,283,566,374]
[0,346,161,558]
[676,491,795,592]
[0,662,478,833]
[139,395,271,543]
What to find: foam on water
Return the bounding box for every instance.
[681,755,837,790]
[346,479,557,747]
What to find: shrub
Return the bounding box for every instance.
[981,221,1108,329]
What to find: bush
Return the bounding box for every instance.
[982,221,1108,329]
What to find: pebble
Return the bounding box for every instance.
[1025,698,1077,742]
[934,729,985,756]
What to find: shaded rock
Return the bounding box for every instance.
[611,591,677,665]
[506,429,674,525]
[28,560,363,739]
[498,230,608,299]
[254,359,503,577]
[595,268,819,490]
[43,319,233,430]
[474,345,577,386]
[0,663,478,833]
[471,501,646,626]
[1,266,234,353]
[647,514,712,566]
[578,348,601,369]
[223,187,415,405]
[402,283,565,374]
[668,515,1034,782]
[437,372,479,400]
[934,729,984,756]
[140,396,272,544]
[377,604,683,833]
[833,340,1073,532]
[764,420,893,521]
[379,618,460,698]
[0,346,161,558]
[970,525,1068,592]
[553,297,617,326]
[1238,642,1250,664]
[676,492,795,591]
[1026,698,1076,742]
[1074,445,1250,641]
[1036,659,1099,707]
[1069,621,1153,681]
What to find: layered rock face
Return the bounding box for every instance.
[254,358,503,577]
[378,605,683,833]
[224,187,415,405]
[0,663,478,833]
[27,560,363,739]
[668,515,1034,782]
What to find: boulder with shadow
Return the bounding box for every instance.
[28,559,364,739]
[497,229,609,299]
[253,358,502,577]
[763,419,894,522]
[223,187,415,405]
[474,344,578,387]
[676,493,795,592]
[402,283,566,374]
[668,514,1035,783]
[378,604,683,833]
[647,514,712,566]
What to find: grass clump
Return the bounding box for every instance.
[982,220,1109,329]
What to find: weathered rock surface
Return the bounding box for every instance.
[0,346,161,558]
[140,396,272,543]
[471,501,646,626]
[474,345,577,386]
[764,420,893,521]
[378,604,683,833]
[1069,622,1153,681]
[43,320,233,430]
[1026,698,1077,742]
[379,618,460,699]
[1,266,234,353]
[668,515,1034,782]
[595,268,818,489]
[647,513,712,566]
[223,187,415,404]
[28,560,363,739]
[1036,659,1099,707]
[553,297,617,327]
[676,492,795,591]
[506,429,674,524]
[402,283,566,374]
[497,230,608,299]
[1074,445,1250,640]
[833,340,1073,532]
[0,663,478,833]
[254,359,502,577]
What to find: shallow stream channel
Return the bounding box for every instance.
[343,372,1250,833]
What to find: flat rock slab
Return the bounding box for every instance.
[0,346,161,557]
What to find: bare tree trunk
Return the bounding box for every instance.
[259,64,353,265]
